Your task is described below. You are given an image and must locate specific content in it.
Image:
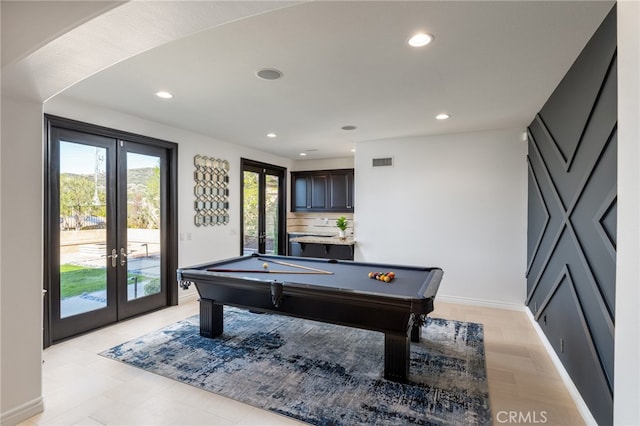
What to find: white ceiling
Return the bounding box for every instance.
[48,1,614,160]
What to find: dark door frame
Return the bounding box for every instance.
[240,158,286,256]
[43,115,179,347]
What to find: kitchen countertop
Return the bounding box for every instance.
[288,232,334,236]
[290,235,356,246]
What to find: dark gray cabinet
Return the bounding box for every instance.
[291,169,354,212]
[329,173,354,211]
[287,233,305,257]
[293,173,328,210]
[289,241,303,257]
[297,242,353,260]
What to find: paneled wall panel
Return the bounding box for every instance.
[526,6,616,425]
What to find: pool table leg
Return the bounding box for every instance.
[410,313,426,342]
[384,333,410,382]
[410,323,421,342]
[199,298,223,338]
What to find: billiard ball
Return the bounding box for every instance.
[263,263,269,269]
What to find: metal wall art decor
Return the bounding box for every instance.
[193,155,230,226]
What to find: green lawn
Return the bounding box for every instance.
[60,264,149,298]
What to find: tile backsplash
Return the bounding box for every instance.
[287,212,354,236]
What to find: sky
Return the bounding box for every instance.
[60,141,159,175]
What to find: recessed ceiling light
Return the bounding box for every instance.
[341,125,357,131]
[436,113,450,120]
[256,68,283,80]
[155,91,173,99]
[351,148,356,153]
[299,152,307,156]
[408,33,434,47]
[266,133,277,138]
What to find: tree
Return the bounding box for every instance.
[127,166,160,229]
[60,174,102,230]
[243,171,259,248]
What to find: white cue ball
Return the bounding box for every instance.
[263,262,269,269]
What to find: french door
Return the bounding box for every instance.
[45,116,178,345]
[241,159,286,255]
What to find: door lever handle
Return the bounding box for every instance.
[106,249,118,268]
[120,247,127,266]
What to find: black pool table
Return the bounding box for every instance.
[177,253,443,382]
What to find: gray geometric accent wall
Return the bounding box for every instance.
[526,6,616,426]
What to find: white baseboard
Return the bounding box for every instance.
[178,289,199,304]
[0,396,43,426]
[436,294,526,311]
[525,309,598,426]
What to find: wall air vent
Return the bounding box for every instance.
[372,157,394,168]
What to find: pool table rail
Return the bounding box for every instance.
[179,270,428,336]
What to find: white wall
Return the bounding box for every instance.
[0,96,45,422]
[291,157,354,171]
[45,97,294,300]
[614,2,640,424]
[354,128,527,307]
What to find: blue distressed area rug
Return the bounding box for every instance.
[100,308,490,425]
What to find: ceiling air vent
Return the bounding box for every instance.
[372,157,394,168]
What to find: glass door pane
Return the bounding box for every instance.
[59,142,108,318]
[126,152,161,300]
[243,170,260,255]
[264,174,280,255]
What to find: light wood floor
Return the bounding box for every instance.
[20,299,585,426]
